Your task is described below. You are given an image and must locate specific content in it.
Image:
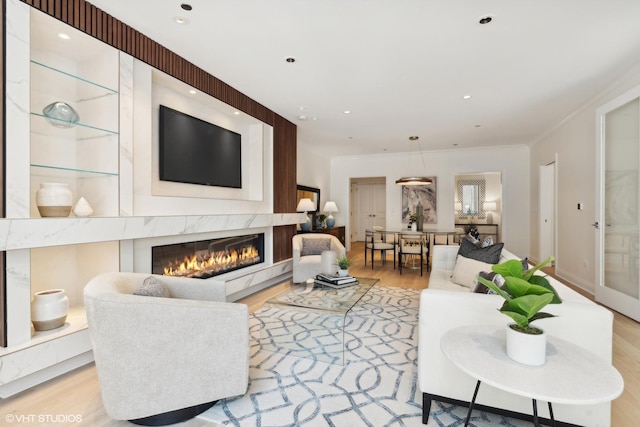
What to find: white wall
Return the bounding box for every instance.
[297,142,332,209]
[329,145,530,256]
[530,65,640,294]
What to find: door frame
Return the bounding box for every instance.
[538,158,557,266]
[595,84,640,321]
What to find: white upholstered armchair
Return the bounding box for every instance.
[292,233,346,283]
[84,272,249,425]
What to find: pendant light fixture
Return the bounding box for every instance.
[396,136,433,186]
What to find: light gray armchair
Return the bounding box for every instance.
[292,233,346,283]
[84,272,249,425]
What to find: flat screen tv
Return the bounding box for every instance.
[159,105,242,188]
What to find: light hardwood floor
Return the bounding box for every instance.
[1,242,638,426]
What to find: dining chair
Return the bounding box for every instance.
[398,233,428,276]
[364,228,397,269]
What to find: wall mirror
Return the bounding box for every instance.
[457,179,486,218]
[296,185,320,212]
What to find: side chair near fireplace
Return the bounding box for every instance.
[84,272,249,426]
[292,233,346,282]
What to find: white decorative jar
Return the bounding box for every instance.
[411,223,417,232]
[505,323,547,366]
[36,183,73,217]
[31,289,69,331]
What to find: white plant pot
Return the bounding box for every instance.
[337,268,349,277]
[411,223,417,232]
[31,289,69,331]
[505,323,546,366]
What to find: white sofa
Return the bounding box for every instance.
[419,245,616,427]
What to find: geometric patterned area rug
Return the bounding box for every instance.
[200,285,531,426]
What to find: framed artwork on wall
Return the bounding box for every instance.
[401,178,437,224]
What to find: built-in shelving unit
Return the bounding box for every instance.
[1,0,298,398]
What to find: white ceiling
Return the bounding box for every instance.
[85,0,640,157]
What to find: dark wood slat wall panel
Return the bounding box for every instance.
[273,225,296,262]
[272,114,297,261]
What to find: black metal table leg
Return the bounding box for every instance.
[464,380,482,427]
[548,402,556,427]
[532,400,540,427]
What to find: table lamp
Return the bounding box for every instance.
[483,201,497,224]
[297,198,315,231]
[323,201,339,228]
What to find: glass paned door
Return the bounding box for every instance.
[596,89,640,321]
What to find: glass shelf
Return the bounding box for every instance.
[31,113,118,139]
[31,60,118,97]
[31,164,118,178]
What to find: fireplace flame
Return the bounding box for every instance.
[163,245,260,278]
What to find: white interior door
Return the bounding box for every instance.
[371,183,387,229]
[539,162,555,264]
[353,182,386,241]
[596,87,640,321]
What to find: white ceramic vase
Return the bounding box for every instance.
[505,323,547,366]
[36,183,72,217]
[31,289,69,331]
[411,223,417,232]
[73,197,94,217]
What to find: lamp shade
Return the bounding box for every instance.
[395,177,433,186]
[323,201,339,213]
[296,198,315,212]
[483,201,497,211]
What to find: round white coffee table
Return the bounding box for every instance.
[441,325,624,427]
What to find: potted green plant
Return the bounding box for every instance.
[337,255,352,276]
[477,255,562,365]
[408,212,418,231]
[317,214,327,229]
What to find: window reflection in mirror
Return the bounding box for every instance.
[457,179,486,218]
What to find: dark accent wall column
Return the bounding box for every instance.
[273,114,297,261]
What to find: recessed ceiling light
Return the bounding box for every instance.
[409,136,419,141]
[479,15,493,25]
[189,89,196,95]
[344,110,351,114]
[285,57,296,63]
[58,33,70,40]
[462,95,472,100]
[180,3,193,11]
[297,115,307,121]
[234,111,240,115]
[475,124,481,128]
[174,16,189,24]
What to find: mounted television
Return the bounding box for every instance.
[159,105,242,188]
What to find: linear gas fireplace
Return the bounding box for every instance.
[152,234,264,279]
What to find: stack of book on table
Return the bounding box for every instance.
[315,273,359,288]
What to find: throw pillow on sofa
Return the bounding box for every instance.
[133,276,172,298]
[458,238,504,264]
[301,238,332,256]
[451,255,494,289]
[472,271,503,294]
